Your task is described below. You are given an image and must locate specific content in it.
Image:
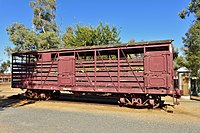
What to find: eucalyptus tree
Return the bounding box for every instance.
[6,0,61,55]
[179,0,200,76]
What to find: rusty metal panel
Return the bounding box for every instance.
[144,52,170,88]
[144,54,168,73]
[42,53,51,62]
[149,56,166,72]
[58,56,75,86]
[144,75,167,87]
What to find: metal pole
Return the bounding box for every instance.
[178,72,182,92]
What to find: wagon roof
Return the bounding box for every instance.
[13,39,173,55]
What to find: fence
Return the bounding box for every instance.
[0,74,11,83]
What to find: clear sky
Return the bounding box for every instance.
[0,0,194,62]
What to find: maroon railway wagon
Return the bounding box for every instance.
[12,40,180,108]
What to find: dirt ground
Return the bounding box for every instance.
[1,83,200,123]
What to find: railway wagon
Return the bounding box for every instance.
[12,40,180,108]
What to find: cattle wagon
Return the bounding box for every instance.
[12,40,180,108]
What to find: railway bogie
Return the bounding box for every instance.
[25,89,60,100]
[118,94,162,108]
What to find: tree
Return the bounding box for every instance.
[30,0,61,50]
[95,22,121,45]
[182,21,200,76]
[62,26,75,47]
[38,31,61,50]
[6,0,61,56]
[179,0,200,76]
[6,23,39,55]
[0,60,11,74]
[30,0,58,33]
[178,0,200,20]
[174,55,186,70]
[172,46,186,70]
[62,22,121,47]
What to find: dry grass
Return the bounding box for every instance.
[0,83,22,93]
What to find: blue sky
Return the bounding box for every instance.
[0,0,194,62]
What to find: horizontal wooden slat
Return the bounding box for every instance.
[13,62,58,66]
[12,73,58,77]
[12,69,27,71]
[12,72,27,74]
[76,72,144,77]
[37,62,58,65]
[13,77,58,81]
[31,73,58,77]
[12,70,58,74]
[76,77,143,82]
[26,65,58,68]
[12,80,22,83]
[76,67,143,72]
[76,82,144,87]
[32,77,57,81]
[33,68,58,71]
[76,59,143,64]
[76,62,144,67]
[12,62,35,65]
[12,79,22,82]
[25,81,58,85]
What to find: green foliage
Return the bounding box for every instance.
[95,22,121,45]
[62,26,75,47]
[62,22,121,47]
[30,0,57,33]
[172,46,186,70]
[182,21,200,76]
[0,60,11,74]
[179,0,200,77]
[6,23,39,55]
[173,46,179,59]
[73,25,95,46]
[6,0,61,56]
[174,56,186,70]
[178,0,200,20]
[38,31,61,50]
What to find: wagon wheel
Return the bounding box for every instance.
[152,96,161,109]
[52,90,61,99]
